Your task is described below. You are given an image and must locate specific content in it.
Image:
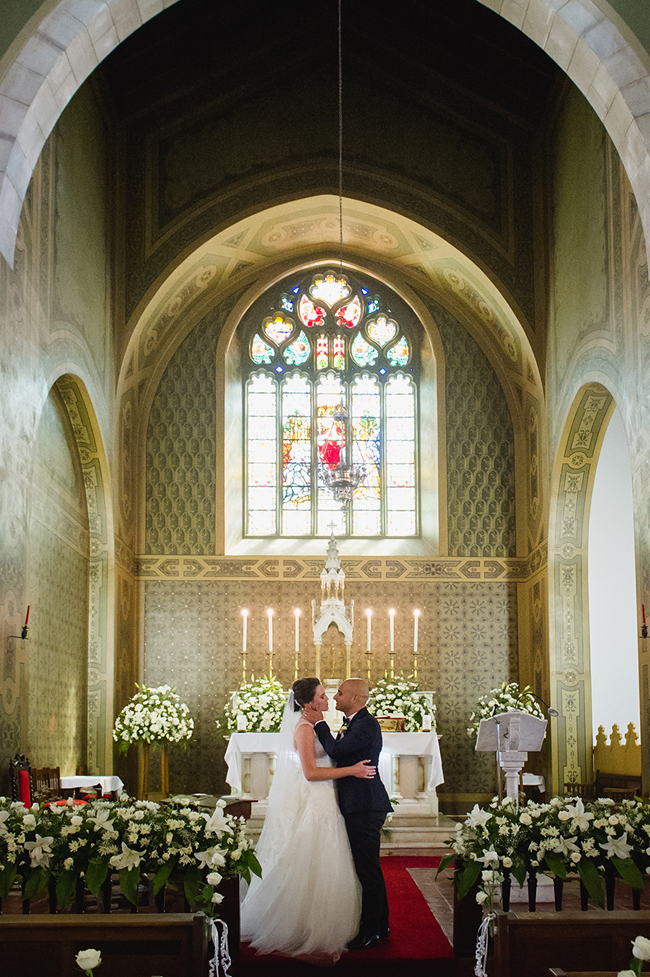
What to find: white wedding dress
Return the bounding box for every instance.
[240,703,361,963]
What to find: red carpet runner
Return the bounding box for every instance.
[234,856,454,975]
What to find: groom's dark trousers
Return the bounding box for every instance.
[315,708,392,937]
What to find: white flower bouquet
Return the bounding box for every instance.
[367,676,435,732]
[113,684,194,754]
[437,794,649,909]
[219,676,287,733]
[0,793,261,919]
[466,681,545,739]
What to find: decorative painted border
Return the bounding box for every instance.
[134,546,547,581]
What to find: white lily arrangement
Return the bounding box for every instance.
[218,676,286,733]
[368,676,436,732]
[437,795,650,908]
[113,684,194,753]
[0,793,260,918]
[466,681,545,739]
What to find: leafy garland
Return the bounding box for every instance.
[466,682,545,740]
[367,676,435,732]
[0,794,260,917]
[112,684,194,754]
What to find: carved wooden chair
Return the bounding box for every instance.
[30,765,62,803]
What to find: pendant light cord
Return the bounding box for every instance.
[338,0,343,273]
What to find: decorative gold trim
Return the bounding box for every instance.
[135,551,546,581]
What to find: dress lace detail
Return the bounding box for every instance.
[240,709,360,961]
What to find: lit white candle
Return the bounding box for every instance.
[389,608,395,652]
[366,609,372,652]
[414,608,420,653]
[242,609,248,652]
[267,608,273,652]
[294,608,300,653]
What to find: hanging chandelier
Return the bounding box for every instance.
[318,1,366,508]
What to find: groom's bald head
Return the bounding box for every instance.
[334,678,369,716]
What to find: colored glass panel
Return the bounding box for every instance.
[367,314,398,347]
[316,334,328,370]
[280,293,294,312]
[351,332,378,367]
[367,295,381,314]
[336,294,362,328]
[299,294,325,328]
[263,313,293,345]
[385,375,415,536]
[309,273,351,307]
[247,375,277,535]
[251,333,274,364]
[316,374,346,472]
[351,376,381,519]
[333,334,345,370]
[282,374,311,534]
[284,330,311,365]
[386,336,409,367]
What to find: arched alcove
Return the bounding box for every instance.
[26,375,115,775]
[588,404,640,739]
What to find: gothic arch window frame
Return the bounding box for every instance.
[240,267,422,541]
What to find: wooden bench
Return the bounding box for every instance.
[0,913,210,977]
[495,909,650,977]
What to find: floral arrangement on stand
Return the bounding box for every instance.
[438,794,650,910]
[368,676,436,732]
[0,793,261,918]
[112,684,194,797]
[218,676,287,733]
[466,681,545,740]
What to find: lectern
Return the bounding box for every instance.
[476,710,547,801]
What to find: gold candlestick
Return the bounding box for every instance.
[268,650,274,679]
[365,650,372,683]
[390,653,395,679]
[242,651,247,685]
[413,653,418,681]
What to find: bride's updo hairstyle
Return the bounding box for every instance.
[292,677,321,711]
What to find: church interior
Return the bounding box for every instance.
[3,0,650,966]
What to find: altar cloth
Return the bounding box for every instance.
[225,730,443,795]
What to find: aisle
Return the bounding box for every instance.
[234,856,454,976]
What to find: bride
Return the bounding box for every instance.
[240,676,375,964]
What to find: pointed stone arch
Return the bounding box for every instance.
[1,0,650,274]
[547,381,616,795]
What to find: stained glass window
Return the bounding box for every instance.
[242,268,419,537]
[284,330,310,365]
[386,336,409,367]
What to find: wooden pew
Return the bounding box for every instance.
[0,913,211,977]
[494,909,650,977]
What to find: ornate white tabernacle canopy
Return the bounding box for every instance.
[312,532,354,650]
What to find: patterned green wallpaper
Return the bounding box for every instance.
[430,299,517,557]
[145,314,219,555]
[28,390,89,773]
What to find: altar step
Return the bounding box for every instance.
[244,811,456,852]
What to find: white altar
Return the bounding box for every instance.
[224,729,443,816]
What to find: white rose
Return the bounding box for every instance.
[75,948,102,970]
[475,891,488,904]
[502,857,513,868]
[211,891,224,904]
[632,936,650,961]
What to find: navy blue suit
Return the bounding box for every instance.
[315,708,391,936]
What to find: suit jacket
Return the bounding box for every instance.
[314,707,393,816]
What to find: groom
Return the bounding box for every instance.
[306,677,392,949]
